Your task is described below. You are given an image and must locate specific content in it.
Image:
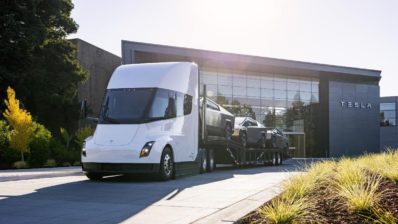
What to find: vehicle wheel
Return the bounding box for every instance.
[261,135,266,149]
[277,152,283,165]
[272,152,277,166]
[200,148,207,174]
[207,149,215,172]
[159,147,174,181]
[225,123,232,141]
[86,172,103,181]
[240,132,247,148]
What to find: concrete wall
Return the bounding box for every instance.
[72,39,121,116]
[328,81,380,156]
[380,96,398,150]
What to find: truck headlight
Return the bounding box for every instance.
[140,141,155,158]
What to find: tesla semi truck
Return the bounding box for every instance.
[81,62,287,181]
[82,62,200,180]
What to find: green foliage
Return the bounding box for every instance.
[74,126,94,148]
[28,122,52,167]
[60,127,73,149]
[44,159,57,167]
[13,160,29,169]
[0,0,87,133]
[50,139,79,166]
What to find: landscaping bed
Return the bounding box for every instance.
[237,150,398,224]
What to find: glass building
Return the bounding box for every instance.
[121,40,381,157]
[199,69,321,157]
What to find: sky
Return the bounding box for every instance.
[69,0,398,97]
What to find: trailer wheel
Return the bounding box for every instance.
[240,132,247,148]
[200,148,207,174]
[272,152,277,166]
[207,149,215,172]
[277,152,282,165]
[86,172,103,181]
[159,147,174,181]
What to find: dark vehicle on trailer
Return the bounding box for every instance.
[232,117,268,148]
[200,97,234,141]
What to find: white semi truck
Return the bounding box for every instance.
[81,62,286,180]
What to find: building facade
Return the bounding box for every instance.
[121,40,381,158]
[72,38,121,116]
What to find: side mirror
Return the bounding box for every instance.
[80,99,88,119]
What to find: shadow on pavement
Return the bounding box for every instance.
[0,159,305,223]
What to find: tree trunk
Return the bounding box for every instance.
[21,151,24,162]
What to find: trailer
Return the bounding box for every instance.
[81,62,286,180]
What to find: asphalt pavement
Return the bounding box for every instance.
[0,160,304,224]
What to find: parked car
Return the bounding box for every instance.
[232,117,268,148]
[200,98,235,140]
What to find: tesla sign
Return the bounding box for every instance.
[340,101,372,109]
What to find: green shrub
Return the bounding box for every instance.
[44,159,56,167]
[74,126,94,149]
[50,140,80,166]
[73,161,81,166]
[13,160,29,169]
[0,121,19,168]
[28,122,52,167]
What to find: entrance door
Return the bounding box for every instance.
[284,132,306,158]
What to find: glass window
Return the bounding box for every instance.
[261,77,273,89]
[99,88,154,124]
[300,81,312,92]
[274,90,287,99]
[247,77,261,88]
[287,81,299,91]
[183,94,192,115]
[312,81,319,93]
[218,85,232,96]
[218,74,232,86]
[380,102,396,126]
[233,74,246,86]
[288,91,300,100]
[149,89,176,119]
[233,86,246,96]
[207,99,219,110]
[261,89,273,99]
[201,72,218,85]
[247,88,260,97]
[274,81,287,90]
[206,84,217,97]
[301,92,312,101]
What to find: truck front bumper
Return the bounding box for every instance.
[82,162,160,175]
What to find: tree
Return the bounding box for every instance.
[3,87,33,161]
[0,0,87,133]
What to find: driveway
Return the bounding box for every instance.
[0,160,302,224]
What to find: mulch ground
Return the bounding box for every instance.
[236,178,398,224]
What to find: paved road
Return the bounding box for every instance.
[0,160,302,224]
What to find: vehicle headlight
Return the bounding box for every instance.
[140,141,155,158]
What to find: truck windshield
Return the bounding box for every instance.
[99,88,154,124]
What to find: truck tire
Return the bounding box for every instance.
[272,152,277,166]
[277,152,283,165]
[86,172,103,181]
[207,149,215,172]
[159,147,174,181]
[200,148,207,174]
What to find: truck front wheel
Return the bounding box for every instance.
[86,172,103,181]
[159,147,174,181]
